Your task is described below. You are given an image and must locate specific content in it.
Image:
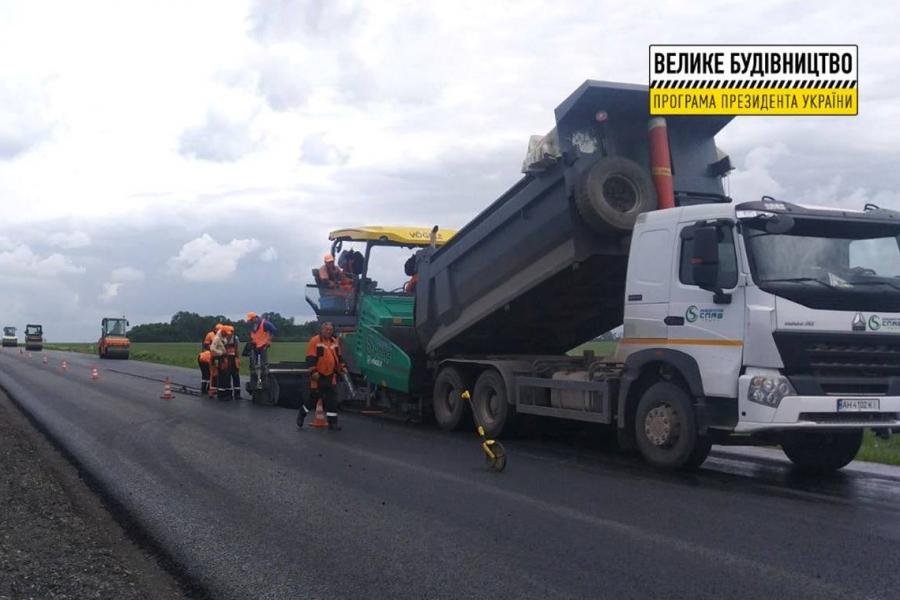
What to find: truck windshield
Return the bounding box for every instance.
[105,320,127,335]
[25,325,41,336]
[744,220,900,312]
[3,327,15,336]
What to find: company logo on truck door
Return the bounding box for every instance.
[867,315,900,331]
[685,305,724,323]
[852,312,866,331]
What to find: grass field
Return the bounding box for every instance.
[44,341,308,376]
[45,339,900,466]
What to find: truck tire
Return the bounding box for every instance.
[781,430,863,473]
[575,156,656,232]
[432,366,469,431]
[472,370,512,438]
[634,382,710,470]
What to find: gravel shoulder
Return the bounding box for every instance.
[0,388,189,600]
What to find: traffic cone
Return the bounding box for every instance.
[61,360,68,371]
[310,399,328,429]
[91,367,99,381]
[160,377,174,400]
[42,355,48,365]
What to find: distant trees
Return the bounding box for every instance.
[128,312,318,342]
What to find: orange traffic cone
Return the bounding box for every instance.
[61,360,68,371]
[160,377,174,400]
[310,399,328,428]
[91,368,99,381]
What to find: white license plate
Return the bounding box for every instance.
[837,398,880,412]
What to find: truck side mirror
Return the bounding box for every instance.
[691,226,720,291]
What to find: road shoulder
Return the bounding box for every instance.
[0,388,189,599]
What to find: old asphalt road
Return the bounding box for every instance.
[1,349,899,600]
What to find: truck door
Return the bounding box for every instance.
[667,221,745,399]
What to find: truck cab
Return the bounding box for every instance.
[619,199,900,469]
[98,317,130,359]
[24,324,43,351]
[2,326,17,348]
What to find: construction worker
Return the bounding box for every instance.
[246,312,277,389]
[223,325,241,400]
[210,325,232,399]
[297,321,346,430]
[318,255,344,289]
[199,324,222,394]
[403,254,419,293]
[197,350,212,395]
[202,323,221,351]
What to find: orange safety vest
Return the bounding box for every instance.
[202,331,215,350]
[250,319,273,349]
[307,334,342,382]
[198,350,211,365]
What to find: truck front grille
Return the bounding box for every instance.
[773,332,900,396]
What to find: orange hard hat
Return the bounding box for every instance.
[246,311,257,321]
[223,325,234,335]
[324,254,334,263]
[214,323,224,332]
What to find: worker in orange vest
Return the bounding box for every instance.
[246,312,277,390]
[199,324,222,394]
[222,325,241,400]
[297,321,346,430]
[198,350,212,394]
[203,323,225,398]
[209,324,231,398]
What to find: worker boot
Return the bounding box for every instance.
[296,406,309,429]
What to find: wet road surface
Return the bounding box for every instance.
[2,349,899,600]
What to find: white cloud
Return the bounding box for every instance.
[0,243,84,277]
[169,234,262,282]
[301,134,349,166]
[178,109,261,162]
[46,230,91,249]
[110,266,145,282]
[99,282,122,301]
[260,246,278,262]
[0,81,55,160]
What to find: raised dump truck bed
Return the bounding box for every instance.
[415,81,730,357]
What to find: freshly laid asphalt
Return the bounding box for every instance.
[2,348,899,600]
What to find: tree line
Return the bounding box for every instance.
[128,311,319,343]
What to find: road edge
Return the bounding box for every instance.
[0,380,212,599]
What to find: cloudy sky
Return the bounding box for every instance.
[1,0,898,340]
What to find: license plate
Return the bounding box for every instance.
[837,398,880,412]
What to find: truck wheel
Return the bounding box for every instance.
[575,156,656,232]
[781,430,863,472]
[432,367,469,431]
[634,382,709,470]
[472,370,512,438]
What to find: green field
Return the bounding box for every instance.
[45,339,900,466]
[44,341,308,375]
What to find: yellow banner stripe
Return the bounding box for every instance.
[650,88,857,116]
